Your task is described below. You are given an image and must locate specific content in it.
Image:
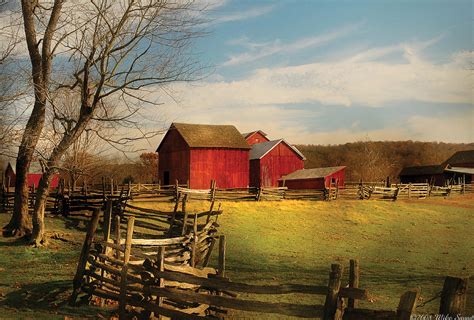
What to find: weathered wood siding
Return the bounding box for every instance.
[400,174,445,185]
[189,148,249,189]
[158,129,190,185]
[282,178,325,189]
[279,168,346,189]
[246,132,269,146]
[251,143,304,187]
[324,167,346,188]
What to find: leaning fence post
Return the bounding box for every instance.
[69,208,101,305]
[323,263,343,320]
[439,276,468,316]
[396,289,419,320]
[103,200,113,254]
[348,259,360,309]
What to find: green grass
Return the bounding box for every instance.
[0,215,114,319]
[0,196,472,319]
[136,196,474,317]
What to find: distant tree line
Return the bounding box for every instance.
[296,141,474,182]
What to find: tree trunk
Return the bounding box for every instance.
[31,170,54,246]
[2,153,32,237]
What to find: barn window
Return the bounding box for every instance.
[331,177,336,184]
[164,171,170,185]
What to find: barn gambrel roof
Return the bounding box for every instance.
[156,123,250,151]
[249,139,306,160]
[280,166,346,180]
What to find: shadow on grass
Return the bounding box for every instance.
[0,237,31,247]
[0,280,112,318]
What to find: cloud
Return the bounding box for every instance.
[206,4,275,26]
[164,44,471,109]
[135,42,473,147]
[223,22,363,66]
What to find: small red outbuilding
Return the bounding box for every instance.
[242,130,270,146]
[4,162,59,189]
[279,166,346,189]
[249,139,305,188]
[157,123,251,189]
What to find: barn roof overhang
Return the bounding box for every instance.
[444,166,474,175]
[279,166,346,181]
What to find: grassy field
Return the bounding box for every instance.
[0,195,473,319]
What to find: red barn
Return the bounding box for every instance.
[249,139,305,187]
[157,123,250,189]
[279,166,346,189]
[242,130,270,146]
[4,162,59,189]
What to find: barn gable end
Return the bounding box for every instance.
[249,139,305,187]
[157,123,250,189]
[242,130,270,146]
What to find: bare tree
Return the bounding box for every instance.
[3,0,206,245]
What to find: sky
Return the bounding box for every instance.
[0,0,472,156]
[148,0,473,149]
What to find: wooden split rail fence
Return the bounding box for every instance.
[69,206,470,319]
[2,179,473,213]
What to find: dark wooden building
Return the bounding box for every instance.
[242,130,269,146]
[399,150,474,185]
[3,162,59,189]
[156,123,250,189]
[399,165,446,185]
[443,150,474,168]
[279,166,346,189]
[249,139,305,187]
[444,166,474,184]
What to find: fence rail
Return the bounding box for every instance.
[2,179,473,215]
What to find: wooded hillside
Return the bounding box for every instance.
[296,141,474,182]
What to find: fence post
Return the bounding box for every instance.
[439,276,468,316]
[155,246,165,319]
[119,217,135,319]
[69,208,101,305]
[408,183,411,199]
[103,200,113,254]
[256,182,262,201]
[348,259,360,309]
[191,214,198,267]
[396,289,419,320]
[323,263,343,320]
[210,179,216,202]
[175,179,179,202]
[218,235,226,278]
[202,237,216,268]
[115,215,121,260]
